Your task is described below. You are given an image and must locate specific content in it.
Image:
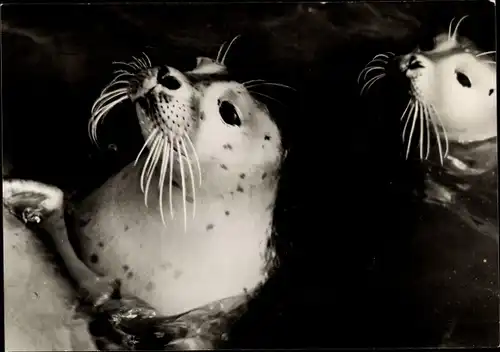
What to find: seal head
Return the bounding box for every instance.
[89,46,282,229]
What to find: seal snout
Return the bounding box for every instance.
[133,65,199,139]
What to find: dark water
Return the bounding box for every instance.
[2,1,498,348]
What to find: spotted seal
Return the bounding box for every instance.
[358,16,496,223]
[73,38,286,317]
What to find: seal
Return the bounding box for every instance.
[358,15,497,212]
[2,179,98,351]
[77,38,285,317]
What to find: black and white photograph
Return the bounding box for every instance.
[1,1,498,350]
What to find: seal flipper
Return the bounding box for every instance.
[2,178,117,307]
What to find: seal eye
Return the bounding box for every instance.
[218,101,241,127]
[159,75,181,90]
[455,71,472,88]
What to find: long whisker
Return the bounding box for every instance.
[184,134,202,186]
[357,66,385,84]
[142,52,152,67]
[248,90,286,107]
[406,101,420,159]
[451,15,468,41]
[373,53,391,60]
[180,136,196,220]
[176,139,188,232]
[91,88,128,114]
[140,136,161,194]
[112,61,140,71]
[216,41,227,63]
[364,74,385,94]
[245,82,297,91]
[476,51,496,58]
[430,104,449,160]
[158,136,171,226]
[92,95,128,124]
[402,102,416,144]
[132,56,147,69]
[428,106,445,165]
[423,104,431,160]
[366,59,388,66]
[448,17,456,39]
[168,137,175,219]
[400,99,412,122]
[144,138,164,207]
[418,100,424,160]
[134,129,160,166]
[360,74,385,95]
[243,79,266,86]
[221,35,241,65]
[89,95,128,144]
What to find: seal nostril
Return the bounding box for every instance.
[159,75,181,90]
[408,56,424,70]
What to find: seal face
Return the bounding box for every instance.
[82,41,284,316]
[359,16,497,165]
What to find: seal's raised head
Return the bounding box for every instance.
[89,37,283,226]
[359,15,496,164]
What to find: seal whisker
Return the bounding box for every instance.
[92,89,128,116]
[448,17,456,39]
[113,69,133,75]
[141,52,152,67]
[134,129,160,166]
[89,95,128,144]
[92,88,128,113]
[144,137,164,208]
[184,133,202,186]
[158,136,171,226]
[176,138,188,231]
[216,40,227,64]
[430,104,449,160]
[476,51,496,58]
[168,136,175,219]
[140,136,161,195]
[360,73,385,95]
[180,136,196,220]
[406,100,420,159]
[132,56,147,69]
[248,90,286,107]
[221,35,241,65]
[102,76,133,94]
[428,105,445,165]
[245,82,297,91]
[357,66,385,84]
[423,104,431,160]
[482,61,497,65]
[112,61,140,72]
[92,96,127,126]
[400,99,412,122]
[402,101,416,144]
[451,15,468,41]
[418,100,424,160]
[364,73,386,95]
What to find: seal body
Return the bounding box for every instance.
[3,207,95,351]
[77,55,283,316]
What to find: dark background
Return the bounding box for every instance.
[2,0,498,348]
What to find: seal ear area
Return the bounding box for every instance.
[188,56,228,75]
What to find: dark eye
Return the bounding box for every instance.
[218,101,241,127]
[159,74,181,90]
[455,71,472,88]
